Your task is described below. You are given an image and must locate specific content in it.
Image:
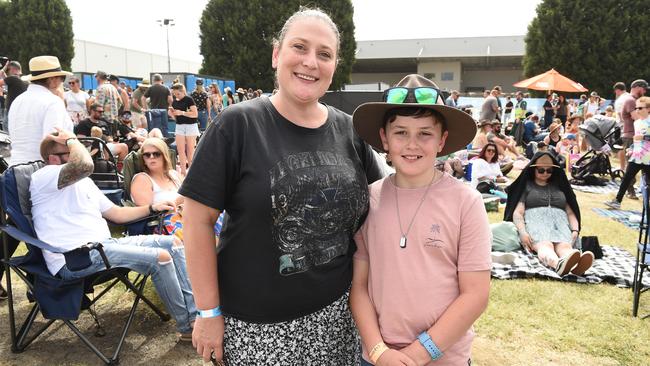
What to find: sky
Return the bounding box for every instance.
[66,0,542,63]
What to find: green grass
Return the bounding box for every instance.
[475,166,650,366]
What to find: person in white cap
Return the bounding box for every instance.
[7,55,73,166]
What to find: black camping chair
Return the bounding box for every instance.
[633,184,650,319]
[0,161,170,365]
[78,137,124,205]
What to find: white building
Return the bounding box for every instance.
[351,35,525,92]
[71,39,201,78]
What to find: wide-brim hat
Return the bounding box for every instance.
[549,122,562,134]
[530,154,561,168]
[26,55,72,81]
[477,119,494,128]
[352,74,477,156]
[138,79,151,88]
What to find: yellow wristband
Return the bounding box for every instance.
[369,342,389,364]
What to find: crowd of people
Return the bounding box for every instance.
[0,5,649,366]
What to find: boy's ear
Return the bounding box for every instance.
[379,127,389,152]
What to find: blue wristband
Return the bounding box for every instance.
[197,306,222,318]
[417,331,443,361]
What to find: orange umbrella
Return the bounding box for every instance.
[513,68,588,93]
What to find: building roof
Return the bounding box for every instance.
[356,35,525,59]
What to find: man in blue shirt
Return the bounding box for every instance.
[523,113,545,143]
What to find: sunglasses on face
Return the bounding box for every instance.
[68,81,76,85]
[142,151,162,159]
[535,167,554,174]
[486,149,497,153]
[383,87,441,105]
[635,106,649,111]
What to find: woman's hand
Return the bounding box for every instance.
[153,200,175,213]
[520,232,534,253]
[376,349,417,366]
[173,109,185,117]
[193,316,225,363]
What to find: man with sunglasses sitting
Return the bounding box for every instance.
[75,103,129,165]
[29,129,197,341]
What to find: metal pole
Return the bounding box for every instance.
[166,24,171,73]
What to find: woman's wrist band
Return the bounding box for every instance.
[197,306,222,318]
[369,342,389,364]
[148,204,156,215]
[417,332,443,361]
[571,229,579,233]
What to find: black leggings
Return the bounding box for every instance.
[616,161,650,202]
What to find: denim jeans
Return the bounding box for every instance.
[197,110,208,130]
[57,235,196,333]
[147,109,169,137]
[360,358,373,366]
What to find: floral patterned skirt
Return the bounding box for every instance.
[525,206,573,244]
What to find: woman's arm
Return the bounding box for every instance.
[565,203,580,242]
[401,271,490,365]
[183,197,223,362]
[130,174,154,205]
[513,201,534,252]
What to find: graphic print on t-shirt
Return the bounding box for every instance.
[425,223,444,248]
[270,151,368,276]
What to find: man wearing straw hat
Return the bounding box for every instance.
[130,79,151,129]
[7,55,73,166]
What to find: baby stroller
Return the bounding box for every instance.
[571,115,624,182]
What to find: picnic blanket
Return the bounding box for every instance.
[592,208,642,230]
[491,245,650,287]
[571,180,620,194]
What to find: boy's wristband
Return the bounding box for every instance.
[197,306,222,318]
[369,342,389,363]
[417,332,443,361]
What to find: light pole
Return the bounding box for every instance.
[157,18,175,72]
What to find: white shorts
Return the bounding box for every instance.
[175,123,200,136]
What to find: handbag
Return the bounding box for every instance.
[581,236,603,259]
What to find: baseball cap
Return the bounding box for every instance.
[631,79,648,89]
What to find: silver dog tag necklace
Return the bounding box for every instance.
[395,172,437,249]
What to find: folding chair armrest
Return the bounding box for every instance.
[85,242,111,269]
[0,224,66,253]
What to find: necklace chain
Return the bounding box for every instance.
[395,172,438,248]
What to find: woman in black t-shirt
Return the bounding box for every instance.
[168,83,198,176]
[180,7,383,366]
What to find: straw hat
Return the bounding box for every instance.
[353,74,477,156]
[138,79,151,88]
[25,56,72,81]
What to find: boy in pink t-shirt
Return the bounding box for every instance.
[351,74,492,366]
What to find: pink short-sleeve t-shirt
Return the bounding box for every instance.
[354,174,492,366]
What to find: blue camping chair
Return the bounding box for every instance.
[0,161,170,365]
[78,137,124,205]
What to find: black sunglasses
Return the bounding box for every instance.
[142,151,162,159]
[635,106,648,111]
[535,167,554,174]
[485,148,497,153]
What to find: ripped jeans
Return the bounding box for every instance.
[57,235,196,333]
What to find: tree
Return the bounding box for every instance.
[523,0,650,99]
[199,0,356,91]
[2,0,74,71]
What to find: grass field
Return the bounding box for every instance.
[1,166,649,365]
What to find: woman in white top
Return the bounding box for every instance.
[131,138,182,207]
[64,76,91,124]
[471,142,507,190]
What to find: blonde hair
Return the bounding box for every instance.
[638,96,650,107]
[139,138,174,180]
[90,126,103,138]
[272,7,340,57]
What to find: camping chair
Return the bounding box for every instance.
[633,183,650,318]
[121,150,177,236]
[78,137,124,205]
[0,161,170,365]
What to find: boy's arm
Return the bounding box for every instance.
[401,270,490,365]
[349,258,384,353]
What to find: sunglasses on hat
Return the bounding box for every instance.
[383,87,440,105]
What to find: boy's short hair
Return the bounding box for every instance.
[90,126,103,137]
[382,107,448,133]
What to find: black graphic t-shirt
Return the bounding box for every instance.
[179,97,384,323]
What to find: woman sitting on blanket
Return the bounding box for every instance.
[471,142,508,192]
[504,151,594,276]
[130,138,223,242]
